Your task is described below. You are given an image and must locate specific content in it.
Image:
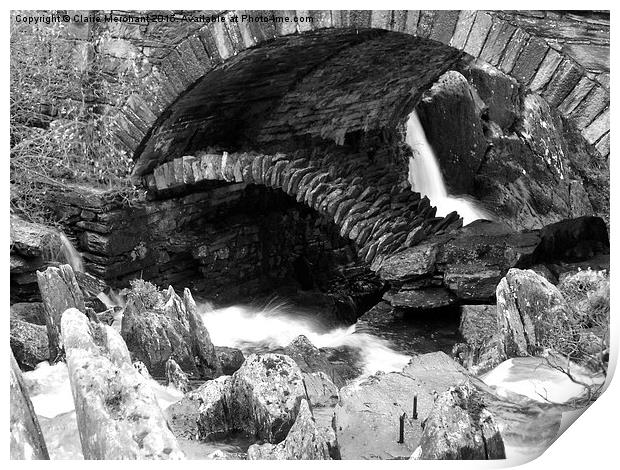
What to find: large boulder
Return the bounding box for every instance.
[10,318,49,370]
[121,282,221,379]
[61,308,185,459]
[247,400,332,460]
[231,354,306,443]
[413,382,505,460]
[10,351,49,460]
[333,352,474,459]
[166,353,307,445]
[496,269,572,357]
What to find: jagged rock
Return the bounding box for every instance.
[231,354,306,443]
[36,264,85,361]
[302,372,339,407]
[10,351,49,460]
[534,216,610,262]
[10,302,46,325]
[10,318,49,370]
[121,285,221,379]
[165,376,233,441]
[413,382,505,460]
[496,268,572,357]
[133,361,152,380]
[284,335,345,388]
[166,358,191,394]
[61,307,185,459]
[452,305,506,375]
[247,400,331,460]
[214,346,245,375]
[334,352,474,460]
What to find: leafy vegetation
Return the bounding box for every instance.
[10,13,142,226]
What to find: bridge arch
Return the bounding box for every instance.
[147,150,461,269]
[107,10,609,177]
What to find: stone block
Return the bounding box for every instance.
[450,10,476,49]
[582,108,609,144]
[542,58,583,107]
[569,85,609,129]
[558,76,596,115]
[463,12,493,58]
[511,37,549,84]
[529,48,563,92]
[479,20,516,66]
[429,10,459,44]
[498,28,529,74]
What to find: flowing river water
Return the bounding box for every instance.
[19,112,605,461]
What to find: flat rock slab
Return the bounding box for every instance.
[334,352,474,460]
[383,287,457,310]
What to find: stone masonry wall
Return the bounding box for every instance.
[47,183,356,304]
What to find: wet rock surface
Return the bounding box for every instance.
[61,307,185,459]
[121,283,221,379]
[333,352,474,460]
[418,62,609,230]
[414,382,506,460]
[10,351,49,460]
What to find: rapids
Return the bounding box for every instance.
[198,301,412,376]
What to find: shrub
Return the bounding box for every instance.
[10,12,142,226]
[127,279,164,311]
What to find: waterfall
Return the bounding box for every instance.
[406,111,492,225]
[57,233,84,273]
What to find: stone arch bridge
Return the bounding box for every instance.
[81,9,610,175]
[18,10,608,302]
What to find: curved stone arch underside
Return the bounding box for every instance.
[147,151,462,269]
[112,10,610,177]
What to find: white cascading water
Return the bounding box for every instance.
[198,301,411,377]
[53,232,84,273]
[406,111,492,225]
